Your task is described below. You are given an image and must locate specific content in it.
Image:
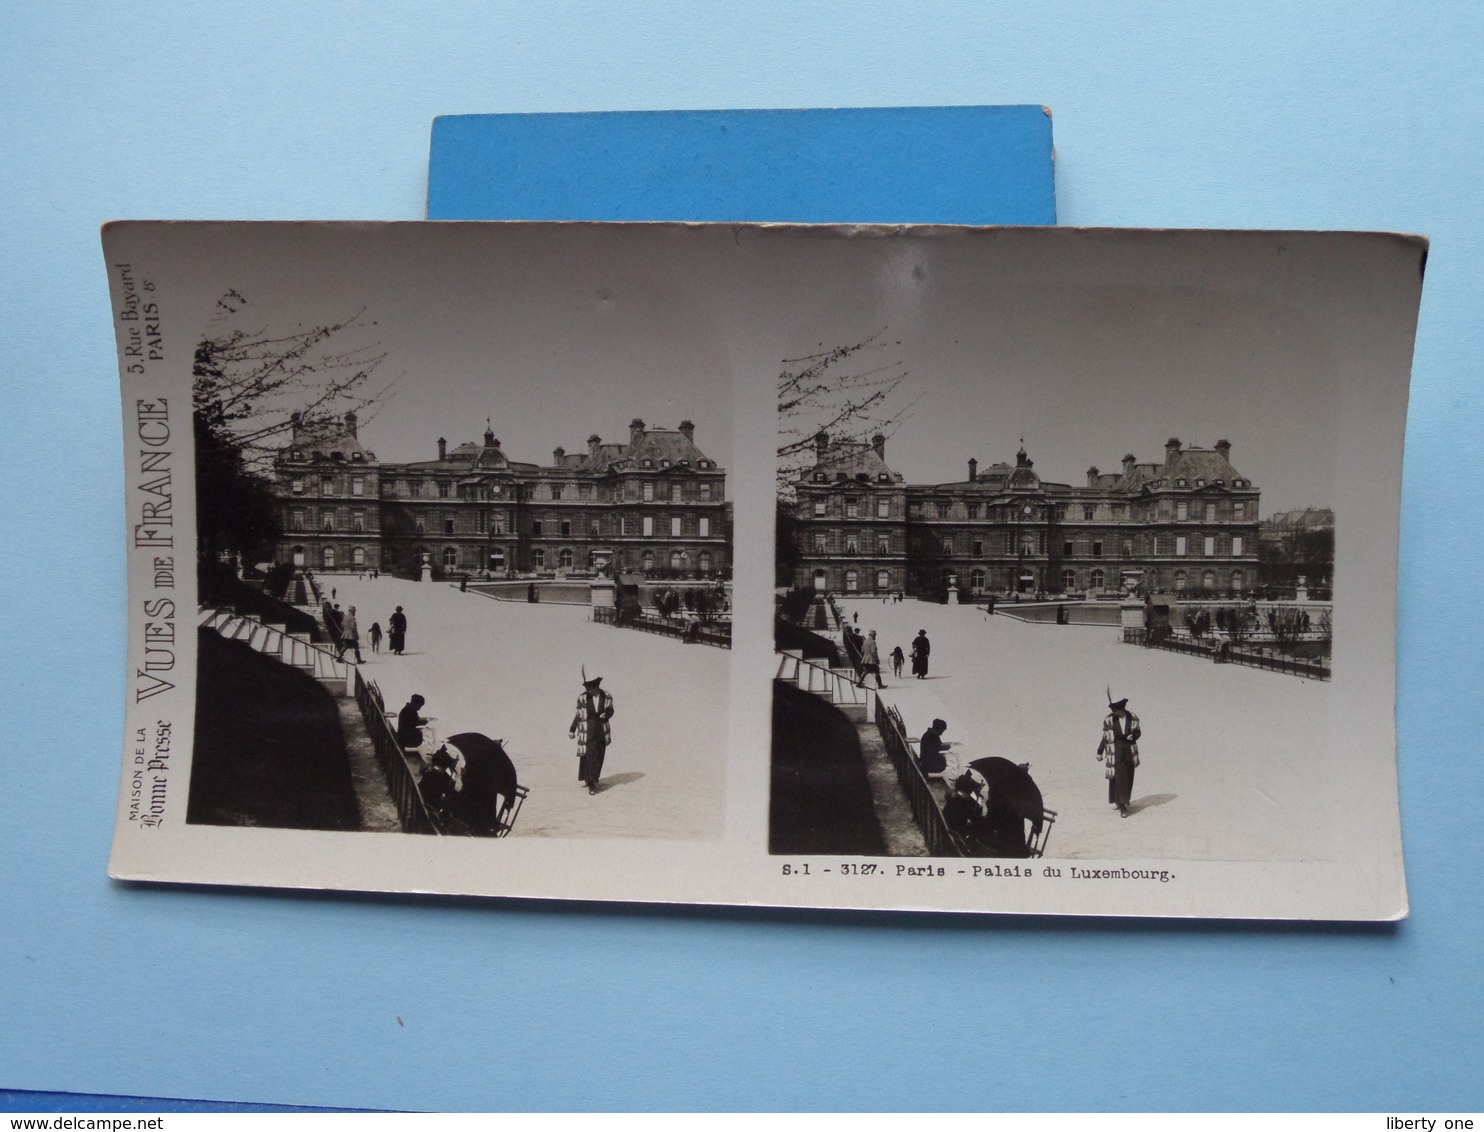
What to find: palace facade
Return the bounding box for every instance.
[791,432,1261,598]
[270,412,730,578]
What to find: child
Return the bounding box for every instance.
[369,621,383,653]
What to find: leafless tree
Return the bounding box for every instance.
[776,329,915,497]
[192,289,394,474]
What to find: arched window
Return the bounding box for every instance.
[698,551,712,573]
[1173,570,1187,591]
[877,569,891,590]
[322,546,335,568]
[443,546,458,567]
[352,546,365,566]
[669,550,685,571]
[1202,569,1216,590]
[559,548,574,569]
[291,546,305,567]
[641,550,655,572]
[1230,570,1245,593]
[1090,568,1106,590]
[844,568,859,592]
[1061,568,1077,591]
[812,568,827,591]
[970,568,986,592]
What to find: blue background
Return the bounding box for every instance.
[2,2,1481,1112]
[428,106,1055,223]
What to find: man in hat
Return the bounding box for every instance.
[856,629,886,689]
[337,604,364,663]
[1097,695,1142,816]
[569,672,615,795]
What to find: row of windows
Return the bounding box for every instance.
[288,475,370,497]
[527,548,715,571]
[368,478,724,503]
[812,533,896,556]
[814,567,897,592]
[811,564,1251,596]
[288,508,369,533]
[908,532,1250,558]
[533,516,714,538]
[812,497,896,519]
[901,499,1251,522]
[289,544,370,569]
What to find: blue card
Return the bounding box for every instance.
[428,106,1055,224]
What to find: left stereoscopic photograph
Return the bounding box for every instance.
[107,223,733,861]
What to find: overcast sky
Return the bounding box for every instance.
[148,222,1422,516]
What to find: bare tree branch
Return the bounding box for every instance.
[192,291,394,474]
[776,329,916,496]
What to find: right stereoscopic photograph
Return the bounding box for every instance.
[770,227,1421,891]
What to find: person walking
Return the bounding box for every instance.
[368,621,383,653]
[857,629,886,688]
[910,629,931,679]
[569,672,615,795]
[388,605,407,655]
[337,605,365,663]
[889,644,905,679]
[1097,694,1142,817]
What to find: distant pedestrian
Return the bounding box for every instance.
[857,629,886,688]
[890,645,905,678]
[852,611,859,624]
[337,605,365,663]
[388,605,407,655]
[369,622,383,653]
[911,629,931,679]
[569,672,615,795]
[1096,694,1142,817]
[986,595,996,617]
[331,586,336,601]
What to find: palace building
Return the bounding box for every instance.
[270,412,730,578]
[791,432,1261,597]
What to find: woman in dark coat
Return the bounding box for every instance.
[910,629,931,679]
[388,605,407,655]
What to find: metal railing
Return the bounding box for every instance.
[592,606,731,648]
[1125,628,1330,680]
[353,669,439,835]
[874,697,963,858]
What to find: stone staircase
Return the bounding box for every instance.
[774,648,869,722]
[198,607,349,697]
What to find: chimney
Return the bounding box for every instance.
[968,458,978,483]
[343,410,357,438]
[872,432,886,458]
[1087,466,1100,486]
[437,437,447,461]
[553,446,566,464]
[1122,453,1137,473]
[588,433,601,457]
[629,418,646,449]
[1215,438,1231,461]
[814,430,829,464]
[1164,437,1182,467]
[678,419,695,443]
